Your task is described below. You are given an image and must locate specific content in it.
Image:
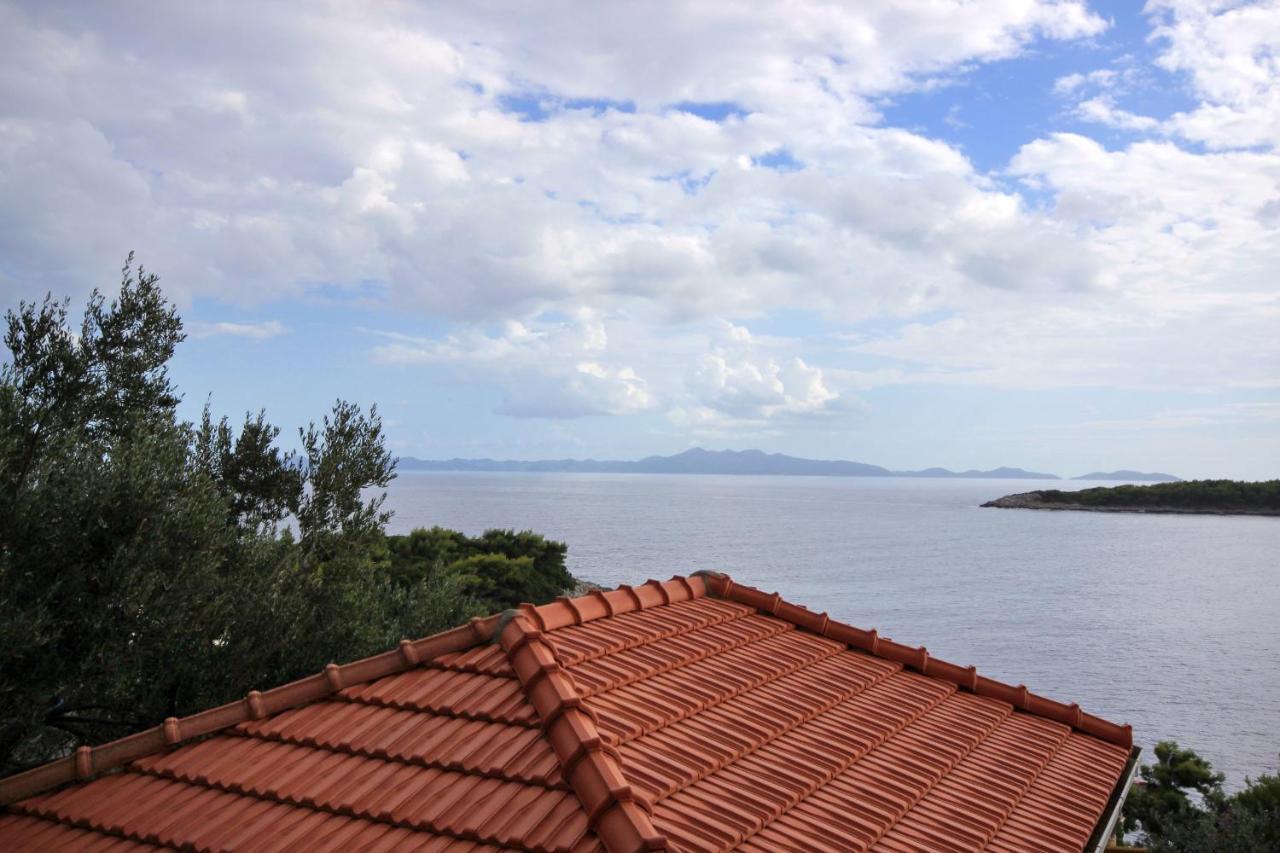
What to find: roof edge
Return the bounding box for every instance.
[0,613,503,807]
[0,576,706,809]
[696,571,1133,749]
[1087,745,1142,853]
[501,613,667,853]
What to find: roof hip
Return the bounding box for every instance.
[502,613,668,853]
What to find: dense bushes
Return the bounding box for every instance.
[387,527,573,610]
[1040,479,1280,510]
[0,258,574,775]
[1122,741,1280,851]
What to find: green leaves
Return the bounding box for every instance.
[1124,740,1226,840]
[386,526,574,612]
[296,401,395,545]
[2,258,558,776]
[195,407,301,529]
[1123,741,1280,851]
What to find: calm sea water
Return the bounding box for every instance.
[384,471,1280,787]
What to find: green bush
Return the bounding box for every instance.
[1122,741,1280,851]
[386,526,573,612]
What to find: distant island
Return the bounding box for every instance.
[983,480,1280,516]
[1073,470,1180,482]
[399,447,1145,480]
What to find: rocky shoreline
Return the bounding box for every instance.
[981,491,1280,516]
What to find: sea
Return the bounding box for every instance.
[383,471,1280,788]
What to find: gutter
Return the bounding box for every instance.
[1087,745,1142,853]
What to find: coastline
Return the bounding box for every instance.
[982,491,1280,516]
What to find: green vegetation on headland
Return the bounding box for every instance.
[1121,741,1279,851]
[0,258,575,775]
[983,479,1280,515]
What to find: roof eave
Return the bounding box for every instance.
[0,575,707,808]
[0,612,504,806]
[1087,744,1142,853]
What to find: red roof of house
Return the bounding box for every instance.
[0,572,1135,852]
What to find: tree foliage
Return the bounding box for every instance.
[386,526,573,610]
[1122,741,1280,851]
[0,257,575,776]
[1039,480,1280,511]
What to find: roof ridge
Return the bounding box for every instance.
[500,613,668,853]
[693,571,1133,749]
[0,614,502,806]
[518,576,706,633]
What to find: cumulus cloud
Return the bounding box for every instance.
[854,125,1280,392]
[371,309,655,418]
[1057,2,1280,151]
[838,0,1280,396]
[1074,96,1161,131]
[1009,133,1279,312]
[1,0,1274,432]
[685,322,838,422]
[0,1,1107,319]
[1149,0,1280,150]
[372,312,850,428]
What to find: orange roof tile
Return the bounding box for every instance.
[0,573,1137,852]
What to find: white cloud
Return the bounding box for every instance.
[1053,2,1280,152]
[1,0,1275,435]
[687,323,838,421]
[1149,0,1280,150]
[1009,133,1279,318]
[1055,2,1280,152]
[1075,96,1161,131]
[371,309,654,418]
[188,320,287,340]
[1053,69,1118,95]
[372,313,851,427]
[850,297,1280,391]
[0,1,1106,321]
[846,128,1280,392]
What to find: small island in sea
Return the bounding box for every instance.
[983,479,1280,516]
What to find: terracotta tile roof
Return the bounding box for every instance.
[0,573,1137,852]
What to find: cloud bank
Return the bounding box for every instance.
[1,0,1276,432]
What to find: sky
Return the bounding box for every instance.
[1,1,1277,479]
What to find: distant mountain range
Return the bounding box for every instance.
[398,447,1176,481]
[1072,470,1181,482]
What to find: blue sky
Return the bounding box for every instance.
[2,1,1278,478]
